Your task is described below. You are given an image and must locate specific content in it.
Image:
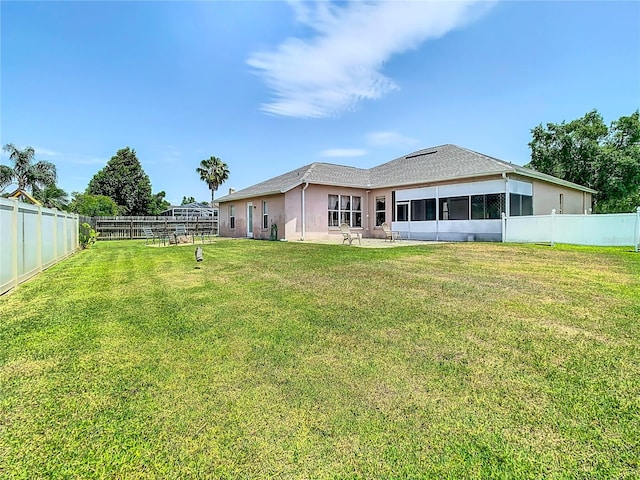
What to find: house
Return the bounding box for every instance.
[215,144,596,242]
[6,188,42,206]
[160,202,217,219]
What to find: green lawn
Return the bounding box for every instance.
[1,239,639,479]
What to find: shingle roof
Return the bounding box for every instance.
[370,144,512,187]
[216,144,595,202]
[217,164,313,202]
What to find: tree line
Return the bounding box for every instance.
[2,110,637,215]
[1,145,230,217]
[527,109,639,213]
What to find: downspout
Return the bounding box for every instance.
[301,180,309,241]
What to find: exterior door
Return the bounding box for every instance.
[247,202,254,238]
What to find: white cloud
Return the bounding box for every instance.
[321,148,367,158]
[366,131,419,147]
[1,145,61,158]
[248,1,494,118]
[32,146,62,157]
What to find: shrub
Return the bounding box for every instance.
[79,222,98,249]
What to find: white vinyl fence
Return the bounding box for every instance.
[0,197,79,295]
[503,207,640,251]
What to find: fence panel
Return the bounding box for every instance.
[0,198,79,296]
[503,215,553,243]
[504,207,640,250]
[94,216,218,240]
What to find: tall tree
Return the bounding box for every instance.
[87,147,153,215]
[149,191,170,215]
[1,143,57,195]
[68,192,120,217]
[527,109,640,213]
[197,156,229,204]
[34,184,69,210]
[596,112,640,213]
[181,196,196,205]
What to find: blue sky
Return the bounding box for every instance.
[1,0,639,206]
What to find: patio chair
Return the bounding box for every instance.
[340,223,361,246]
[142,226,156,245]
[173,224,193,244]
[381,222,400,241]
[193,224,215,244]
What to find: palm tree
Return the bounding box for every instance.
[34,184,69,210]
[196,156,230,204]
[1,143,57,195]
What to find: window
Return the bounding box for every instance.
[328,195,339,227]
[229,205,235,229]
[471,193,505,219]
[262,201,269,229]
[439,196,469,220]
[410,199,436,221]
[510,194,533,216]
[375,196,386,226]
[328,194,361,227]
[396,202,409,222]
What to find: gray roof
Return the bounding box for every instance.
[217,144,595,202]
[166,202,213,209]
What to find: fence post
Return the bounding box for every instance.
[635,206,640,253]
[550,209,556,247]
[62,211,68,257]
[53,208,58,261]
[501,212,506,242]
[11,199,19,289]
[37,204,43,272]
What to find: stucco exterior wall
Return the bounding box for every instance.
[218,175,592,241]
[284,184,372,241]
[527,178,592,214]
[367,188,394,239]
[218,194,286,239]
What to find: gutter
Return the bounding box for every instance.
[512,166,597,194]
[301,180,309,240]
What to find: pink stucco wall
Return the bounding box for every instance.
[282,185,394,240]
[218,194,286,239]
[218,176,592,240]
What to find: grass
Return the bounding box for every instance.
[1,239,639,479]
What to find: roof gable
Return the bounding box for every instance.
[216,164,315,202]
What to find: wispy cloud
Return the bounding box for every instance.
[366,131,419,147]
[32,146,62,157]
[320,148,367,158]
[248,1,493,118]
[1,145,61,158]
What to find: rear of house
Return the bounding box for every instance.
[216,145,595,242]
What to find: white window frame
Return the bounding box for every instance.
[262,201,268,229]
[375,196,386,226]
[229,205,235,229]
[396,201,409,222]
[328,194,362,228]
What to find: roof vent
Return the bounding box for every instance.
[406,150,437,159]
[229,187,235,194]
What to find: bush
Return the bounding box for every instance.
[79,222,98,249]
